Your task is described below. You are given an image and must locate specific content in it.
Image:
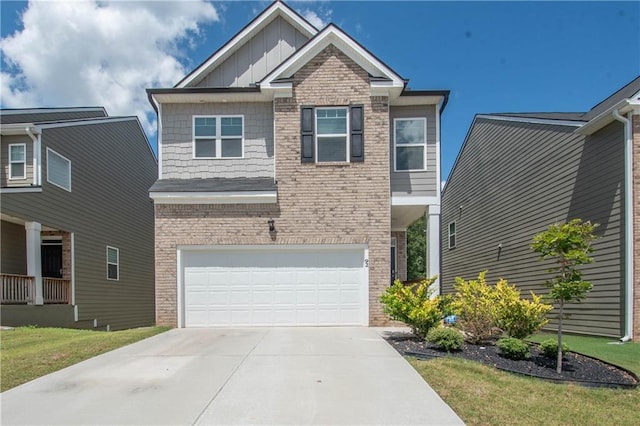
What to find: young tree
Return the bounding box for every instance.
[531,219,598,373]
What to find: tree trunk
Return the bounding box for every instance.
[557,301,564,374]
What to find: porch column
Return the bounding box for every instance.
[426,206,440,295]
[25,221,43,305]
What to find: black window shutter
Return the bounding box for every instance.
[301,106,315,163]
[350,105,364,162]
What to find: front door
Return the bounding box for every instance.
[41,244,63,278]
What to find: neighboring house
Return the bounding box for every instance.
[147,1,448,327]
[441,76,640,340]
[0,107,157,330]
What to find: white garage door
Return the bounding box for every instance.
[182,246,367,327]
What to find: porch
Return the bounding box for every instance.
[1,274,71,304]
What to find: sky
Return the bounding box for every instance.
[1,1,639,181]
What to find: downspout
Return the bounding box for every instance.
[612,109,634,342]
[25,127,40,186]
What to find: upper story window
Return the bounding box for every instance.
[8,144,26,180]
[448,221,456,249]
[316,108,348,162]
[394,118,426,172]
[300,105,364,163]
[46,148,71,191]
[193,116,243,159]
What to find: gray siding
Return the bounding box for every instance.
[1,135,34,187]
[1,220,27,275]
[161,103,274,179]
[195,16,308,88]
[441,118,625,338]
[0,109,107,124]
[1,119,157,330]
[389,105,438,197]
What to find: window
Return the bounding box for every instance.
[193,116,243,158]
[8,144,26,179]
[300,105,364,163]
[107,246,119,280]
[46,148,71,191]
[394,118,426,171]
[316,108,348,162]
[448,222,456,249]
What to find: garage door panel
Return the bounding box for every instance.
[183,246,366,326]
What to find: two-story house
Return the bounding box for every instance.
[1,107,157,330]
[147,1,448,327]
[441,76,640,340]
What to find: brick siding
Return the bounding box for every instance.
[155,45,391,326]
[391,230,407,282]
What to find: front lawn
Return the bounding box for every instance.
[410,332,639,425]
[0,326,170,392]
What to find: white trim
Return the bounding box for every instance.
[476,114,584,127]
[157,102,163,179]
[448,221,456,249]
[391,195,439,206]
[70,233,76,306]
[0,107,106,116]
[0,187,42,194]
[8,143,27,180]
[393,117,427,172]
[436,101,442,205]
[25,127,39,186]
[150,191,277,205]
[192,115,244,159]
[577,98,640,135]
[261,26,404,92]
[427,212,440,295]
[315,107,350,163]
[46,147,72,192]
[177,247,184,328]
[177,2,318,88]
[106,246,119,281]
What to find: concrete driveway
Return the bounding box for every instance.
[1,327,463,425]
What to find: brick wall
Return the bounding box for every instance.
[161,102,274,179]
[632,114,640,340]
[391,231,407,282]
[155,45,391,326]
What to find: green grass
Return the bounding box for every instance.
[0,326,170,392]
[527,332,640,375]
[411,357,639,426]
[411,332,639,425]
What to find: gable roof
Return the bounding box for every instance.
[578,75,640,134]
[176,1,318,88]
[584,75,640,121]
[259,23,405,93]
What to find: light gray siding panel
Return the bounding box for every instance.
[441,118,625,337]
[161,103,274,179]
[1,135,34,187]
[389,105,438,197]
[1,220,27,275]
[196,16,309,88]
[1,120,157,330]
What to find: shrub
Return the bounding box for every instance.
[380,277,441,338]
[437,294,457,318]
[452,271,497,344]
[427,327,464,352]
[539,339,570,359]
[493,280,553,339]
[497,337,530,360]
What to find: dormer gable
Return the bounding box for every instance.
[176,1,318,89]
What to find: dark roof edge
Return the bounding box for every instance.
[588,75,640,113]
[0,106,107,115]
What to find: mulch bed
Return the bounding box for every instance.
[383,331,638,389]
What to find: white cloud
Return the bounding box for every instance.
[0,0,219,136]
[301,10,326,29]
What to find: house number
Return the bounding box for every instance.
[364,259,369,267]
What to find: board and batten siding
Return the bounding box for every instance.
[161,102,274,179]
[441,118,625,338]
[195,15,309,88]
[1,120,157,330]
[389,105,438,197]
[1,135,34,187]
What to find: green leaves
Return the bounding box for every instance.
[380,277,441,338]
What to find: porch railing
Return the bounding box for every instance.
[43,278,72,304]
[1,274,71,304]
[1,274,35,304]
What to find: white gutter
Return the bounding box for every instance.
[25,126,40,186]
[612,109,634,342]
